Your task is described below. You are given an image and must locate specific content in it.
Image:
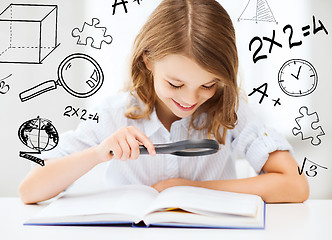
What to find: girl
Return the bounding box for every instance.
[19,0,309,204]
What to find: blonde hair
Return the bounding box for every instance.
[125,0,239,145]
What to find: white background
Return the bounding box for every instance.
[0,0,331,199]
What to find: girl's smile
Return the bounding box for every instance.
[171,99,197,111]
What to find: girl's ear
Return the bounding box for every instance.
[142,52,152,71]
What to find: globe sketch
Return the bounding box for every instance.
[18,116,58,152]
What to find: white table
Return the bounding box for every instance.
[1,198,331,240]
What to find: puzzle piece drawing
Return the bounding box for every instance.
[72,18,113,49]
[292,106,325,146]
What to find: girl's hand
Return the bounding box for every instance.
[151,178,201,192]
[96,126,156,163]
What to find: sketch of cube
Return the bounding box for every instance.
[0,4,59,64]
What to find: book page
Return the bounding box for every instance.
[144,186,262,217]
[33,185,159,220]
[143,204,264,228]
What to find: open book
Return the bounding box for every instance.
[24,185,265,229]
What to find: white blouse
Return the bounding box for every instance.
[40,91,292,186]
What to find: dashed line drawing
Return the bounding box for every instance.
[0,4,60,64]
[72,18,113,49]
[292,106,325,146]
[18,116,59,167]
[238,0,277,23]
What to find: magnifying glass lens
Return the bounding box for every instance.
[60,57,102,96]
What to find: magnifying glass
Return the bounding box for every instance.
[110,139,220,157]
[19,53,104,102]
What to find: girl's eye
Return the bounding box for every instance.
[168,82,216,90]
[168,82,183,89]
[202,83,216,89]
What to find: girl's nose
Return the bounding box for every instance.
[181,91,199,106]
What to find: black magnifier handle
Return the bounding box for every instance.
[19,80,59,102]
[141,139,219,156]
[110,139,219,157]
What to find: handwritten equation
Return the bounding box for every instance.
[298,157,328,177]
[249,16,329,63]
[63,106,100,123]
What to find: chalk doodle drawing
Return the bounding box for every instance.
[72,18,113,49]
[292,106,325,146]
[64,105,100,123]
[278,59,318,97]
[133,0,143,4]
[0,74,11,94]
[18,116,59,166]
[272,97,281,107]
[112,0,129,14]
[0,4,59,64]
[298,157,328,177]
[238,0,277,23]
[248,82,282,107]
[249,16,328,63]
[19,53,104,102]
[112,0,143,15]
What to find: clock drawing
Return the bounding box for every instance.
[278,59,318,97]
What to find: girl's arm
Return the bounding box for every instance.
[151,150,310,203]
[19,146,103,204]
[19,126,156,204]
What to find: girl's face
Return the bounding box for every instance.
[147,54,218,121]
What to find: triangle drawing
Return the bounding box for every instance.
[238,0,277,23]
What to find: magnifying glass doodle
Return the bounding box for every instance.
[19,53,104,102]
[110,139,220,157]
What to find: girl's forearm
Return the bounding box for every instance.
[198,172,309,203]
[19,146,102,204]
[152,151,309,203]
